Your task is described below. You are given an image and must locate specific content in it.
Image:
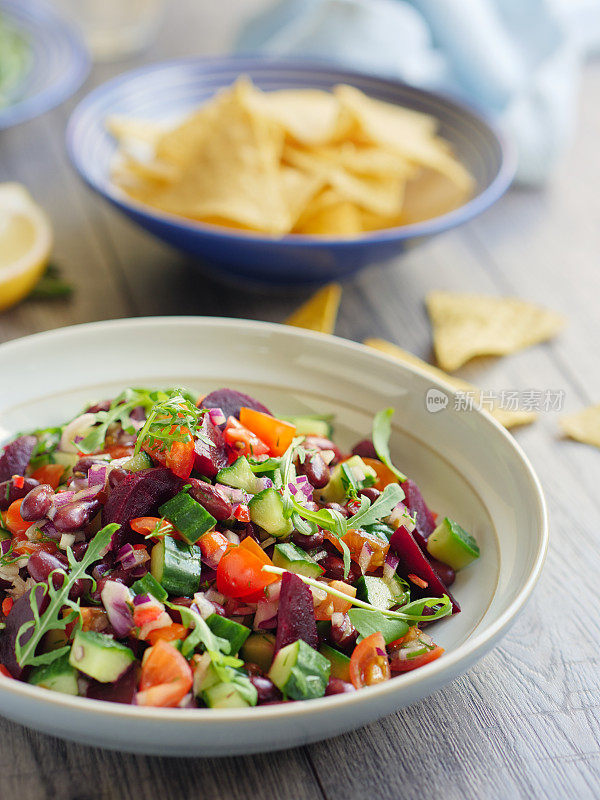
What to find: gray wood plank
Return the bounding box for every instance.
[0,718,323,800]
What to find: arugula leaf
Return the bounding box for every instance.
[166,602,231,659]
[340,462,359,499]
[169,603,257,704]
[134,389,206,456]
[290,497,346,538]
[348,608,409,644]
[247,457,280,473]
[28,426,62,470]
[347,483,405,529]
[15,524,118,668]
[372,408,407,482]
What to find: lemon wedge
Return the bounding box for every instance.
[0,183,53,312]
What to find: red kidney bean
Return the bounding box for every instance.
[187,479,233,521]
[428,557,456,587]
[298,454,330,489]
[325,678,356,695]
[85,400,111,414]
[351,439,378,460]
[320,555,360,583]
[0,477,38,510]
[20,484,54,521]
[249,674,282,704]
[240,522,259,542]
[27,550,68,585]
[359,487,380,503]
[323,502,350,519]
[291,528,324,550]
[211,602,226,617]
[71,541,89,561]
[53,499,101,532]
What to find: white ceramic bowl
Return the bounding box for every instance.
[0,318,547,756]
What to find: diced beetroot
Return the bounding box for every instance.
[194,415,228,478]
[0,586,49,678]
[351,438,378,460]
[403,479,437,539]
[389,525,460,614]
[200,388,271,423]
[101,467,182,549]
[86,663,138,704]
[275,572,318,651]
[0,435,37,483]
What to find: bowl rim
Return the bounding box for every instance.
[0,0,90,130]
[66,55,517,247]
[0,316,548,724]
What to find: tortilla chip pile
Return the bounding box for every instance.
[109,78,474,237]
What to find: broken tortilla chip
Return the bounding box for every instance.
[364,337,537,429]
[559,406,600,448]
[286,283,342,334]
[426,291,566,372]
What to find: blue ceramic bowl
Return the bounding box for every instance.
[0,0,89,130]
[67,57,515,285]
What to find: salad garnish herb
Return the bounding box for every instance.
[15,524,118,668]
[261,565,452,623]
[372,408,407,482]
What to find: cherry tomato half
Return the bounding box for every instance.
[349,632,391,689]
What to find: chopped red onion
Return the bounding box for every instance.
[383,551,400,583]
[223,530,241,545]
[214,484,250,505]
[254,599,278,630]
[207,407,226,427]
[205,587,226,604]
[358,541,374,575]
[88,463,108,487]
[100,580,133,636]
[264,579,282,602]
[133,593,151,605]
[193,592,215,620]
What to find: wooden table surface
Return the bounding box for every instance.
[1,3,599,798]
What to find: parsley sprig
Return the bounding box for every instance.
[15,524,118,668]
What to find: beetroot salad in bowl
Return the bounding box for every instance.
[0,384,480,709]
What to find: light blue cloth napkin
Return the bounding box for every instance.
[235,0,600,184]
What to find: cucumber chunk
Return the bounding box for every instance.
[121,451,153,472]
[240,632,276,673]
[131,572,168,602]
[427,517,480,570]
[29,652,79,695]
[273,542,324,578]
[268,639,330,700]
[69,630,135,683]
[206,614,250,655]
[356,575,406,610]
[319,644,351,682]
[284,415,333,438]
[319,455,377,503]
[151,535,202,596]
[248,488,293,538]
[159,491,216,544]
[203,680,253,709]
[216,456,263,494]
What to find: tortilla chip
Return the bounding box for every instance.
[286,283,342,334]
[426,291,567,372]
[239,82,350,146]
[280,166,325,229]
[132,91,291,233]
[335,85,473,191]
[284,144,404,217]
[560,406,600,448]
[107,115,166,146]
[364,338,537,429]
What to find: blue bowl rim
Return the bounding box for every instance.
[66,55,517,248]
[0,0,90,130]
